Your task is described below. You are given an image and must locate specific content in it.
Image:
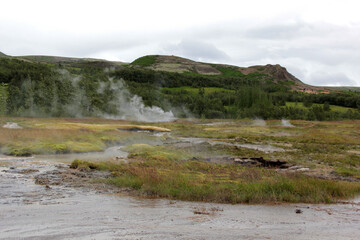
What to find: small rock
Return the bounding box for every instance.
[295,209,303,214]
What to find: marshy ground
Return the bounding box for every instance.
[1,117,360,238]
[1,117,360,203]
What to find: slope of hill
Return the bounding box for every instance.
[131,55,327,93]
[16,55,126,68]
[0,51,359,120]
[0,51,8,57]
[0,51,339,93]
[327,86,360,92]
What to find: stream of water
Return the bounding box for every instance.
[1,150,360,239]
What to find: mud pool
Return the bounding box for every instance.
[1,152,360,239]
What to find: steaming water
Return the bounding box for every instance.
[281,119,294,127]
[114,94,175,122]
[1,122,359,238]
[103,78,176,122]
[1,154,359,239]
[35,146,129,164]
[18,70,176,122]
[176,137,286,153]
[252,118,266,126]
[2,122,22,129]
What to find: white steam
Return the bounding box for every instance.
[252,118,266,126]
[3,122,22,129]
[120,95,175,122]
[101,78,175,122]
[16,69,175,122]
[281,119,294,127]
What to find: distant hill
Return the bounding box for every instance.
[0,51,8,57]
[1,51,359,120]
[327,86,360,92]
[0,51,126,68]
[0,51,346,93]
[16,55,126,68]
[131,55,328,93]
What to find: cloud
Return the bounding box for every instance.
[162,39,230,62]
[1,1,360,86]
[309,72,356,86]
[246,22,311,39]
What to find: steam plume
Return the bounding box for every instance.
[103,78,175,122]
[281,119,294,127]
[252,118,266,126]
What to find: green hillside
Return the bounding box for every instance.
[0,51,359,120]
[0,83,7,116]
[0,52,8,57]
[328,86,360,92]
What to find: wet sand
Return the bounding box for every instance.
[1,155,360,239]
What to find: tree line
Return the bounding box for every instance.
[0,57,359,120]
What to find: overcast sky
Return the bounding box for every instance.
[1,0,360,86]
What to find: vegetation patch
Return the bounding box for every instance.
[161,86,234,96]
[1,57,359,120]
[0,118,168,156]
[215,66,244,77]
[0,83,8,116]
[2,117,360,204]
[71,153,360,203]
[286,102,356,113]
[336,167,360,179]
[131,55,157,67]
[124,144,193,162]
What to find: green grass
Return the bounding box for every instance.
[286,102,356,112]
[161,86,234,95]
[2,117,360,203]
[327,87,360,93]
[71,153,360,203]
[215,66,244,77]
[124,144,193,162]
[336,167,360,179]
[71,139,360,204]
[1,139,106,156]
[131,55,157,67]
[280,80,296,86]
[0,83,8,116]
[0,118,162,156]
[0,51,7,57]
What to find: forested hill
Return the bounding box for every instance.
[0,52,359,120]
[131,55,327,93]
